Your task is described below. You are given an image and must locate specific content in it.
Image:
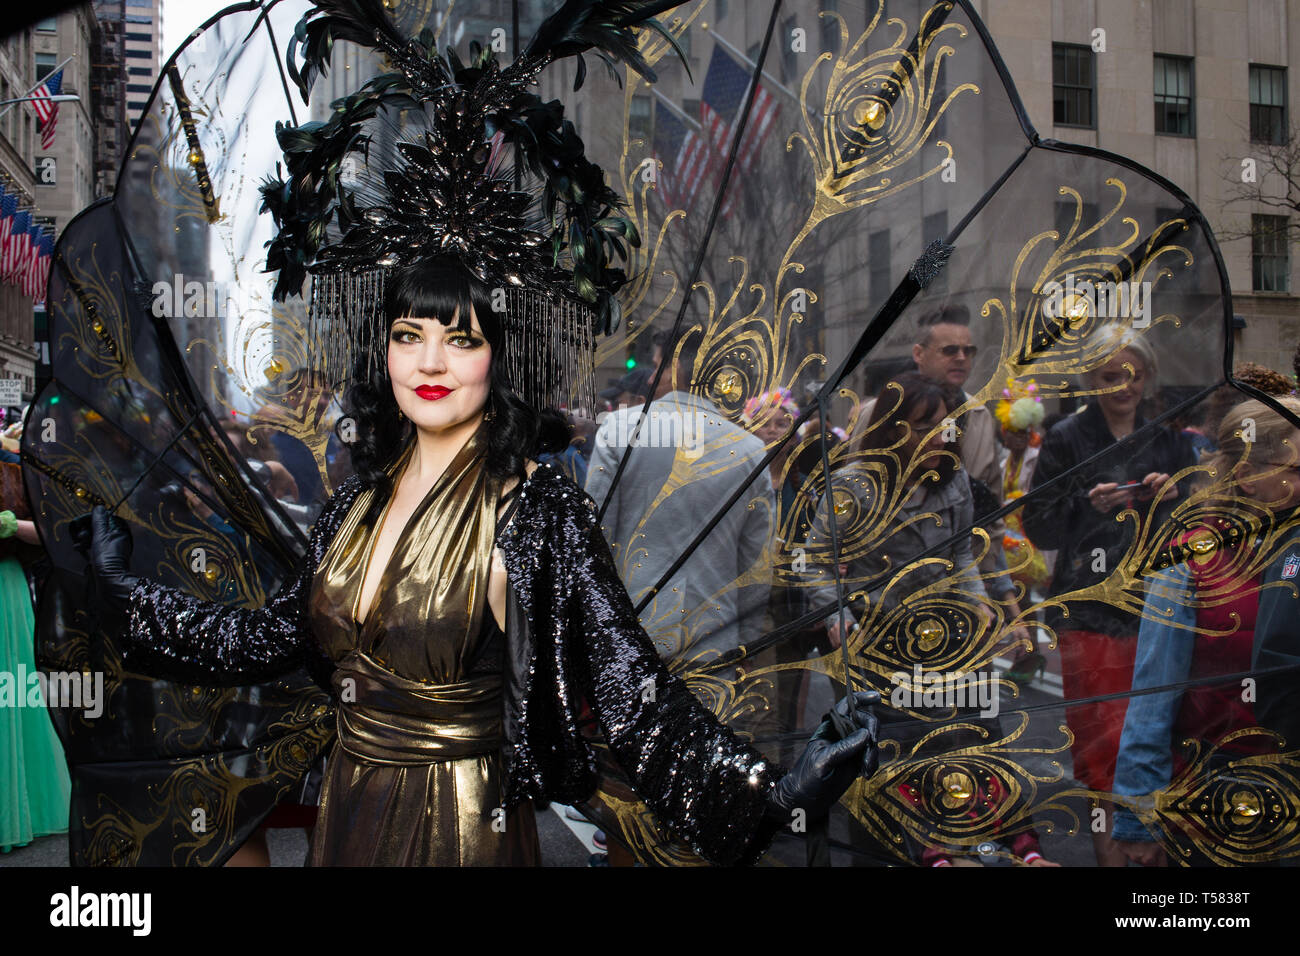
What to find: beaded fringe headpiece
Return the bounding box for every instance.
[307,270,597,414]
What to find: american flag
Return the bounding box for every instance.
[698,45,779,217]
[23,224,51,300]
[0,188,13,275]
[3,209,29,283]
[32,68,63,151]
[651,99,708,209]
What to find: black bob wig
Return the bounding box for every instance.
[339,257,572,520]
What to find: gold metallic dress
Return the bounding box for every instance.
[307,428,540,865]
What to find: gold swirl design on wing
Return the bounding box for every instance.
[848,713,1073,862]
[1037,449,1300,634]
[78,713,334,866]
[683,668,780,727]
[1108,730,1300,865]
[151,684,240,751]
[588,789,709,867]
[785,2,977,258]
[137,73,225,227]
[969,179,1191,410]
[53,248,168,407]
[853,551,1011,680]
[80,796,156,866]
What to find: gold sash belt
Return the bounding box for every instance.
[332,651,503,765]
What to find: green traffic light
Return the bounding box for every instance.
[625,356,637,370]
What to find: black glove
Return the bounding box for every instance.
[69,505,141,611]
[766,690,880,824]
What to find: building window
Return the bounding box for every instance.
[1053,43,1095,129]
[35,17,56,31]
[629,94,651,144]
[1154,55,1193,136]
[35,52,57,82]
[1250,65,1287,145]
[1252,214,1289,292]
[821,0,840,52]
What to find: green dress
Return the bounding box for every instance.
[0,509,71,851]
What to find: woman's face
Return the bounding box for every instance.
[756,406,796,448]
[1092,348,1148,421]
[388,307,492,433]
[1241,426,1300,511]
[900,398,949,473]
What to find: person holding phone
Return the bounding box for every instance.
[1021,327,1195,866]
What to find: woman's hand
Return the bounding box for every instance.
[1086,481,1124,513]
[69,505,142,610]
[766,691,879,825]
[15,518,39,546]
[1141,471,1176,502]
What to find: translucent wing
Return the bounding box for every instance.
[26,0,340,865]
[572,0,1300,866]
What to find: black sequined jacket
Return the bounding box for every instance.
[124,461,785,866]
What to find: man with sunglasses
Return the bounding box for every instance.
[909,307,999,492]
[855,307,1027,655]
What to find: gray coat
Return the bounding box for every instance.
[585,390,774,664]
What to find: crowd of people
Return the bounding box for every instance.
[574,312,1300,866]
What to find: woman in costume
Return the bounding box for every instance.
[1020,327,1196,866]
[71,0,878,867]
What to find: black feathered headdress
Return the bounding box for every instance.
[259,0,685,411]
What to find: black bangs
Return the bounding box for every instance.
[382,258,502,347]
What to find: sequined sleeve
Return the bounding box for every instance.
[561,488,787,866]
[123,476,364,686]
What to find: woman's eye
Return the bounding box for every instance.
[391,329,418,344]
[448,335,483,349]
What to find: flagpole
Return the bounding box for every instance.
[650,88,702,130]
[0,53,76,120]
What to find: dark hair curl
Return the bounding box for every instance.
[338,257,571,522]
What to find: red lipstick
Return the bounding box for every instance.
[415,385,451,401]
